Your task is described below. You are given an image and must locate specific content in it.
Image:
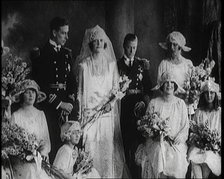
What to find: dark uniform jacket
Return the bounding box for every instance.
[117,56,152,178]
[31,42,76,112]
[30,42,77,162]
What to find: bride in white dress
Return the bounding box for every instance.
[76,25,126,178]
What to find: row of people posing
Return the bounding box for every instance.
[28,16,220,179]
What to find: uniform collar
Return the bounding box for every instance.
[49,39,61,52]
[124,54,134,62]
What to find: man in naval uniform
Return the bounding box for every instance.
[31,17,77,163]
[117,33,152,179]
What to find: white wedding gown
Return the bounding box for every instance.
[77,57,126,178]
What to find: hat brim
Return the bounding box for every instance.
[159,42,191,52]
[151,81,185,94]
[13,90,46,103]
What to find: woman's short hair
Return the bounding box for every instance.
[88,41,107,51]
[160,81,178,92]
[198,91,220,111]
[19,88,38,105]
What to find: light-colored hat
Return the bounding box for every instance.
[14,79,46,103]
[60,121,82,142]
[159,31,191,52]
[152,71,185,93]
[201,78,221,99]
[2,40,10,56]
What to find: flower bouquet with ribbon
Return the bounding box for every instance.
[81,74,132,129]
[73,148,93,176]
[1,121,67,179]
[183,58,215,105]
[137,107,178,151]
[187,120,221,155]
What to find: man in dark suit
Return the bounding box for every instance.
[117,33,152,178]
[31,17,77,163]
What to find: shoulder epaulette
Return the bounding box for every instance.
[63,47,72,53]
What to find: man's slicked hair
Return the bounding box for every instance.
[123,33,138,48]
[50,16,69,32]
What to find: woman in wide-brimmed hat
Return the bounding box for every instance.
[157,31,195,116]
[187,78,221,178]
[10,79,52,179]
[157,31,193,91]
[135,70,189,178]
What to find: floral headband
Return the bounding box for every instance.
[60,121,82,142]
[201,78,221,99]
[159,31,191,52]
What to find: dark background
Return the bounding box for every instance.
[1,0,221,87]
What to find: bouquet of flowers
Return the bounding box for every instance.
[137,107,178,150]
[1,121,40,161]
[81,74,132,129]
[183,58,215,104]
[73,148,93,175]
[1,51,31,102]
[187,120,221,155]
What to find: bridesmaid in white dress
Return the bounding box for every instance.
[76,25,126,178]
[157,31,195,116]
[11,79,52,179]
[187,79,221,178]
[135,71,189,178]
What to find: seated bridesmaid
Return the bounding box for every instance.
[187,79,221,178]
[11,79,52,179]
[53,121,101,179]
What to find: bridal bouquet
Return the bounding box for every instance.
[1,50,31,102]
[187,120,221,155]
[183,58,215,104]
[73,148,93,175]
[81,74,131,129]
[1,121,40,161]
[137,107,178,150]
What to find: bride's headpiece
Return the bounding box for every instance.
[75,25,116,67]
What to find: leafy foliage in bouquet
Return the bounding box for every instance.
[136,106,178,151]
[137,107,170,139]
[1,51,31,102]
[1,121,40,161]
[187,120,221,155]
[81,74,131,129]
[183,58,215,104]
[73,148,93,175]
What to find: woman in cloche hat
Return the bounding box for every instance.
[187,78,221,178]
[10,79,52,179]
[157,31,195,116]
[135,70,189,178]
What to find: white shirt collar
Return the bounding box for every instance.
[49,39,61,51]
[124,54,134,62]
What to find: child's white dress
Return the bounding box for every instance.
[53,145,101,178]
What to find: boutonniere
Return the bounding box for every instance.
[65,54,69,59]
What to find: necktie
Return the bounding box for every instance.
[55,46,61,52]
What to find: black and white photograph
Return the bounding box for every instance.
[1,0,221,178]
